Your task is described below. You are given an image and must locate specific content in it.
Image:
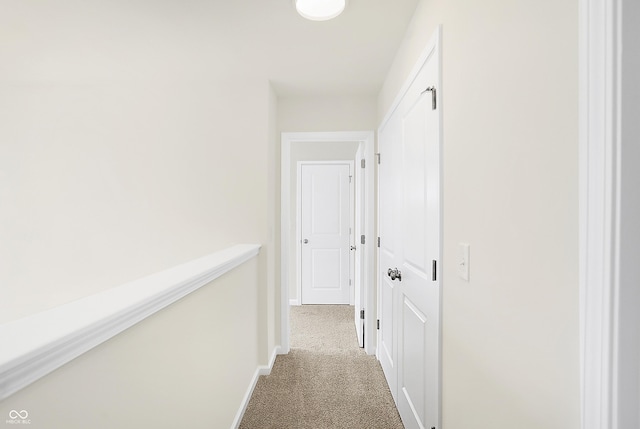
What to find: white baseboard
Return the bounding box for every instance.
[289,298,300,306]
[231,346,283,429]
[259,346,280,376]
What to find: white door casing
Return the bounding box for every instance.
[300,162,351,304]
[349,166,356,307]
[378,28,442,429]
[580,1,640,428]
[378,112,401,399]
[354,144,366,347]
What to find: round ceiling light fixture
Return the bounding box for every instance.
[295,0,346,21]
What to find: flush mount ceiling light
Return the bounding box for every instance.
[295,0,347,21]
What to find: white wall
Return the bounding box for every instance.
[0,4,271,325]
[278,95,377,132]
[378,1,579,428]
[0,257,261,429]
[0,2,277,425]
[0,81,272,323]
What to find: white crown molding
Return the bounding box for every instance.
[0,244,261,401]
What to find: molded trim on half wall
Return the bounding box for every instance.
[231,346,282,429]
[0,244,261,401]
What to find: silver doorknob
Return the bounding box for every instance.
[303,239,308,244]
[387,267,402,281]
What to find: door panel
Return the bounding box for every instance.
[311,249,341,288]
[401,297,426,423]
[311,171,342,234]
[380,279,395,365]
[402,98,427,271]
[301,164,351,304]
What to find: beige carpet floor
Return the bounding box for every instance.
[239,305,404,429]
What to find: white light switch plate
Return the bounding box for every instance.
[458,243,470,281]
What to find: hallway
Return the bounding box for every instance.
[239,305,403,428]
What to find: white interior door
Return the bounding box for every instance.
[301,163,351,304]
[378,35,441,429]
[396,63,440,429]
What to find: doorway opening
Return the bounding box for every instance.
[281,131,375,355]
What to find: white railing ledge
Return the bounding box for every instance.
[0,243,261,401]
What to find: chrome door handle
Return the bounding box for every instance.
[303,239,308,244]
[387,267,402,281]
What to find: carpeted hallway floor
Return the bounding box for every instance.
[239,305,404,429]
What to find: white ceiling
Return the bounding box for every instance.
[251,0,421,96]
[0,0,419,97]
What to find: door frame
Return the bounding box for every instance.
[281,131,376,354]
[296,160,354,305]
[579,0,640,428]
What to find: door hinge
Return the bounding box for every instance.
[349,279,352,286]
[432,260,437,281]
[376,153,381,164]
[377,319,380,330]
[377,237,380,247]
[361,159,366,168]
[361,235,365,245]
[349,175,352,183]
[360,309,365,320]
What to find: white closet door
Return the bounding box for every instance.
[378,34,441,429]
